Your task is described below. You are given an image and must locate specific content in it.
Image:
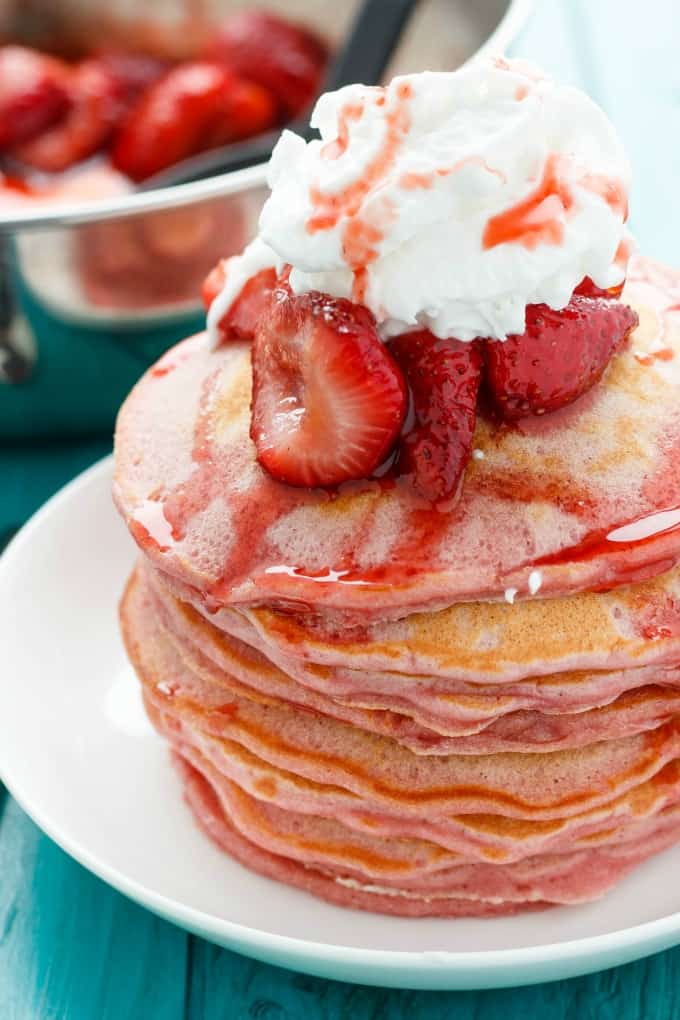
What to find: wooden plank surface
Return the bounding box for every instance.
[3,1,680,1016]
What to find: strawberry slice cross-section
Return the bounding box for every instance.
[484,294,639,420]
[389,330,483,504]
[250,284,407,488]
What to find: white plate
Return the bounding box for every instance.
[2,456,680,990]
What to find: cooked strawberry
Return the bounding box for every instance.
[574,275,625,300]
[389,331,483,504]
[92,51,168,106]
[205,10,327,118]
[203,263,277,344]
[202,259,227,309]
[0,46,71,149]
[203,77,277,148]
[251,286,407,487]
[111,61,276,181]
[12,59,123,172]
[484,296,638,420]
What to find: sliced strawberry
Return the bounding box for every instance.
[574,275,625,300]
[12,59,124,172]
[92,51,168,106]
[203,263,277,344]
[389,331,483,504]
[251,286,407,487]
[111,61,276,181]
[205,10,328,118]
[484,296,639,420]
[0,46,71,149]
[203,77,277,148]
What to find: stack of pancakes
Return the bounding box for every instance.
[115,256,680,916]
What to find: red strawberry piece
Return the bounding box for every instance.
[110,61,275,181]
[251,285,407,487]
[574,275,625,300]
[389,331,483,504]
[205,10,328,119]
[0,46,71,149]
[484,296,639,420]
[202,259,227,309]
[92,51,169,106]
[12,59,124,172]
[203,77,277,148]
[203,263,277,344]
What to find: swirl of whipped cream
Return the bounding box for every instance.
[208,58,632,344]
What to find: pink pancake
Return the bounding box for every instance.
[114,256,680,622]
[122,570,680,867]
[176,751,680,915]
[145,562,680,754]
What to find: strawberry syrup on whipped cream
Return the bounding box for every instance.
[208,58,633,347]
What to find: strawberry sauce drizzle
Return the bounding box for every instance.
[399,157,505,192]
[483,154,573,250]
[635,348,675,366]
[141,356,321,605]
[320,100,364,160]
[306,82,414,291]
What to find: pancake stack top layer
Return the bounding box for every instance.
[114,256,680,623]
[114,255,680,916]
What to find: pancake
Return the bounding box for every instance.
[122,570,680,865]
[120,571,680,913]
[145,562,680,754]
[175,743,680,902]
[114,256,680,622]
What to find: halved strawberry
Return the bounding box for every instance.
[484,296,638,420]
[574,275,625,300]
[251,286,407,487]
[12,59,124,172]
[389,331,483,504]
[202,263,276,344]
[0,46,71,149]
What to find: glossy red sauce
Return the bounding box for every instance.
[321,100,364,160]
[483,154,573,250]
[532,505,680,569]
[306,82,413,279]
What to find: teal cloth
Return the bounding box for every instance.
[1,262,204,438]
[3,1,680,1014]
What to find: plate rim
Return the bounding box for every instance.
[2,453,680,989]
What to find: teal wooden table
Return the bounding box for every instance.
[3,2,680,1015]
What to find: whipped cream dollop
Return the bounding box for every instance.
[208,57,632,344]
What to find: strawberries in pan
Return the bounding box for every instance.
[389,332,483,503]
[202,262,277,344]
[12,59,125,172]
[250,284,407,488]
[205,10,327,119]
[0,46,71,149]
[484,295,639,420]
[111,61,277,181]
